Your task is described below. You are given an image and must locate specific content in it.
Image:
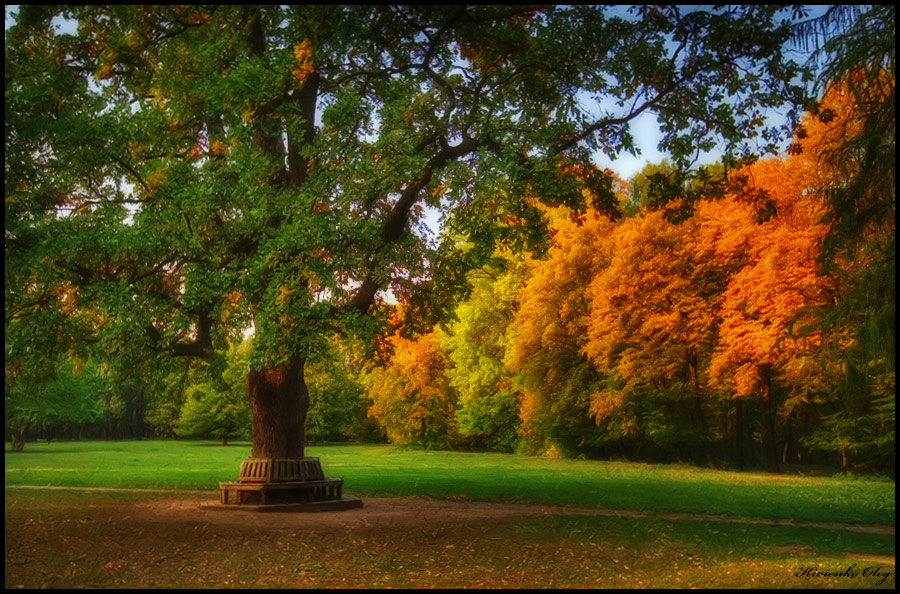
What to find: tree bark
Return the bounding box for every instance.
[760,368,781,474]
[734,398,745,470]
[245,356,309,459]
[9,422,27,452]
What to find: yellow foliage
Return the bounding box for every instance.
[366,327,457,445]
[145,168,167,192]
[292,39,315,84]
[209,140,229,157]
[588,390,624,425]
[95,62,113,81]
[275,285,292,306]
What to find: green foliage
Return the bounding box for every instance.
[520,363,611,458]
[5,359,106,450]
[629,388,717,463]
[627,159,730,220]
[443,262,525,452]
[175,341,251,444]
[305,338,378,443]
[804,387,895,473]
[176,383,249,444]
[143,368,191,438]
[627,159,682,213]
[452,389,520,452]
[5,5,808,372]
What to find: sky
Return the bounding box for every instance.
[594,113,670,180]
[590,5,829,179]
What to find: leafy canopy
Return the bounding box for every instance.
[5,6,808,377]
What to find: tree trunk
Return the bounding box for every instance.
[245,356,309,459]
[734,398,745,470]
[9,422,27,452]
[760,369,781,474]
[689,395,712,464]
[221,355,357,509]
[136,386,146,440]
[841,446,850,469]
[782,423,793,465]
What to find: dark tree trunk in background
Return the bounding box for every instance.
[9,423,27,452]
[734,398,745,470]
[245,357,309,459]
[760,368,781,474]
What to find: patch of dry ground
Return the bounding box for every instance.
[15,487,895,535]
[5,489,895,589]
[139,493,570,529]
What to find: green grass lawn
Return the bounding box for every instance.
[5,440,894,525]
[5,441,894,589]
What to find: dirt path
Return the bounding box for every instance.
[7,485,895,536]
[6,486,895,588]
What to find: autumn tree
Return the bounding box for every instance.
[508,205,620,456]
[707,145,834,474]
[365,327,457,448]
[584,209,719,462]
[5,6,808,484]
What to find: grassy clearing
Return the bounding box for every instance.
[4,490,894,589]
[5,441,893,525]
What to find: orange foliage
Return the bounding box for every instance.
[366,327,457,445]
[587,389,624,425]
[292,40,315,84]
[584,209,717,394]
[209,139,229,157]
[187,13,210,25]
[705,89,848,399]
[508,207,616,376]
[707,193,833,398]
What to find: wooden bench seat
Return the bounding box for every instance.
[219,478,344,506]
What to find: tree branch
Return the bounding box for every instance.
[351,134,480,313]
[147,310,215,358]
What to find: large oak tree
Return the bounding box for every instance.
[6,6,806,460]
